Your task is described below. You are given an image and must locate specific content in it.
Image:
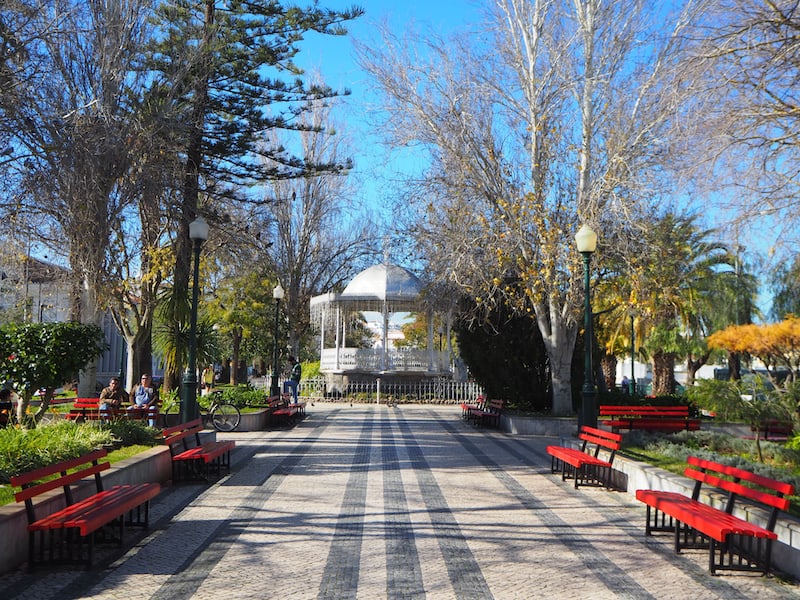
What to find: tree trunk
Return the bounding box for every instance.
[536,301,579,416]
[685,350,710,387]
[230,328,242,385]
[728,351,742,381]
[651,351,676,396]
[601,353,617,392]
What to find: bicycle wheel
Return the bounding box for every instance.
[210,402,240,432]
[163,402,182,428]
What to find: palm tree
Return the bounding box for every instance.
[605,214,736,396]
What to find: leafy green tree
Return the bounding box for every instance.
[688,377,796,462]
[152,285,222,387]
[770,256,800,322]
[0,322,106,425]
[624,214,733,395]
[142,1,364,378]
[205,270,274,385]
[455,298,551,412]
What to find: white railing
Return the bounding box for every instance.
[295,377,483,404]
[319,348,450,373]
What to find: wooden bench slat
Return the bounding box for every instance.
[546,426,622,489]
[12,449,160,566]
[635,455,794,574]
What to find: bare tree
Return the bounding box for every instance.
[260,96,380,359]
[0,1,154,393]
[359,0,701,414]
[682,0,800,252]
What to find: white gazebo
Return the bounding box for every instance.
[310,263,452,389]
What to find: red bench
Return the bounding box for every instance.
[162,418,235,481]
[546,426,622,489]
[65,398,116,421]
[599,405,701,433]
[469,399,504,428]
[459,395,485,420]
[11,449,160,567]
[271,400,306,426]
[635,456,794,575]
[64,399,158,424]
[748,419,794,442]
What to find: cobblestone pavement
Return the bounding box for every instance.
[2,404,800,600]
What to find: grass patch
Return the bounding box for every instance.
[622,429,800,516]
[0,444,155,507]
[0,419,159,507]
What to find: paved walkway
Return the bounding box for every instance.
[2,404,799,600]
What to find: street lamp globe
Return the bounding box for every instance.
[189,216,209,241]
[575,224,597,253]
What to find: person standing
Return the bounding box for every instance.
[283,356,301,404]
[99,377,129,416]
[201,365,215,396]
[129,373,159,425]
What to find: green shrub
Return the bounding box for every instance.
[0,420,157,484]
[215,385,266,408]
[625,429,800,492]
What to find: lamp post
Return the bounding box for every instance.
[628,309,636,396]
[181,216,209,424]
[575,224,598,428]
[269,283,285,398]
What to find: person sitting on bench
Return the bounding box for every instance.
[129,373,159,425]
[99,376,129,418]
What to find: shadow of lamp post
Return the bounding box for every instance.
[181,216,209,424]
[575,223,598,429]
[270,283,285,398]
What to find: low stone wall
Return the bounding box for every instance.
[0,431,213,574]
[501,413,577,437]
[506,414,800,580]
[237,409,269,431]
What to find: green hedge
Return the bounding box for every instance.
[0,420,158,484]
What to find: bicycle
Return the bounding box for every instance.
[164,390,241,432]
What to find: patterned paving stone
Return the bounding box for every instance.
[1,404,798,599]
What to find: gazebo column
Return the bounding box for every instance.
[427,309,434,372]
[382,300,388,371]
[335,305,341,370]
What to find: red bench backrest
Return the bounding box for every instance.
[162,418,204,449]
[485,399,504,412]
[72,398,101,409]
[11,449,109,503]
[685,455,793,512]
[599,405,689,417]
[579,425,622,451]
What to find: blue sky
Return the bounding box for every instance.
[294,2,485,222]
[294,2,782,317]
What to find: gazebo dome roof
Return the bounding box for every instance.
[342,263,422,300]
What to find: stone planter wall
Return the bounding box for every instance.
[503,414,800,580]
[0,431,216,574]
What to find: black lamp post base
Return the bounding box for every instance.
[270,373,280,398]
[579,388,597,429]
[181,373,200,423]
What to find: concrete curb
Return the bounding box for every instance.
[0,430,217,574]
[501,413,800,580]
